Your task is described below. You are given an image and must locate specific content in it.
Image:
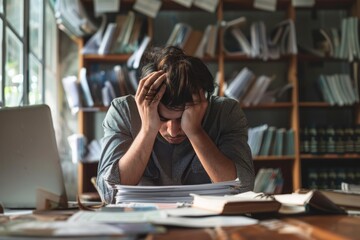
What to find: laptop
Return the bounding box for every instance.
[0,104,68,209]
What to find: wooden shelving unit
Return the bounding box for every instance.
[76,0,360,196]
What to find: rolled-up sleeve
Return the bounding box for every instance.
[217,99,255,192]
[96,96,139,203]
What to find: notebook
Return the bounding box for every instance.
[0,104,68,209]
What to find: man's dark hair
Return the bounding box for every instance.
[140,46,215,110]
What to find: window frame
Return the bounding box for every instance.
[0,0,47,106]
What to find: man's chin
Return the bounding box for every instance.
[165,137,186,144]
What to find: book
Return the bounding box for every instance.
[127,35,151,69]
[222,16,248,56]
[258,126,276,156]
[271,128,286,156]
[79,68,94,107]
[274,190,347,214]
[183,30,204,56]
[319,189,360,209]
[224,67,255,100]
[242,75,273,106]
[284,129,295,156]
[112,11,136,53]
[191,191,281,214]
[312,28,334,57]
[98,23,117,55]
[205,24,218,57]
[248,124,268,156]
[109,15,128,53]
[61,75,81,114]
[231,27,252,56]
[194,25,212,58]
[342,182,360,193]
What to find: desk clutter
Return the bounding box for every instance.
[1,181,360,238]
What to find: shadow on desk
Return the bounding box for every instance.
[146,215,360,240]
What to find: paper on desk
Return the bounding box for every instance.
[1,221,132,237]
[68,210,165,223]
[163,207,218,217]
[150,215,259,228]
[67,209,258,228]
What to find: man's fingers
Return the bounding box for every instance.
[136,71,163,98]
[146,84,166,106]
[144,73,166,101]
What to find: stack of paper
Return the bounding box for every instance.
[114,180,244,204]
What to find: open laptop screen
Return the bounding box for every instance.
[0,104,68,209]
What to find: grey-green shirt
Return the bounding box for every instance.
[97,95,254,203]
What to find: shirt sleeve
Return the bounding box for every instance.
[96,96,139,203]
[217,99,255,192]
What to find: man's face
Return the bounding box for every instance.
[158,103,187,144]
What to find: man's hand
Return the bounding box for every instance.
[135,71,166,134]
[181,90,208,137]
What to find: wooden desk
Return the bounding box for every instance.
[146,215,360,240]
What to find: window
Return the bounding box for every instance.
[0,0,57,107]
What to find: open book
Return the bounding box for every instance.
[274,190,349,214]
[190,191,281,215]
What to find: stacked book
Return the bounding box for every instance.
[224,67,292,105]
[248,125,295,157]
[82,11,148,55]
[62,65,140,110]
[300,125,360,155]
[299,17,360,62]
[222,17,297,60]
[317,74,359,106]
[166,22,219,58]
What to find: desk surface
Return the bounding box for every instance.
[2,211,360,239]
[147,215,360,240]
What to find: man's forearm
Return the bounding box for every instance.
[188,129,237,182]
[118,130,157,185]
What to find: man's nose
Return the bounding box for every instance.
[168,119,181,137]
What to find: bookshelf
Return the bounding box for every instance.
[75,0,360,196]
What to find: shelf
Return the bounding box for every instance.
[76,0,360,196]
[298,102,357,108]
[298,0,356,9]
[241,102,293,109]
[253,156,294,161]
[80,0,356,12]
[297,54,358,62]
[82,54,132,63]
[224,55,292,62]
[301,154,360,159]
[222,0,291,10]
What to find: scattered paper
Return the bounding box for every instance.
[193,0,219,13]
[172,0,193,8]
[292,0,315,7]
[68,210,258,228]
[151,215,258,228]
[133,0,162,18]
[254,0,277,12]
[94,0,120,16]
[68,210,165,223]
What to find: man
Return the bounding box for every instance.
[97,46,254,203]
